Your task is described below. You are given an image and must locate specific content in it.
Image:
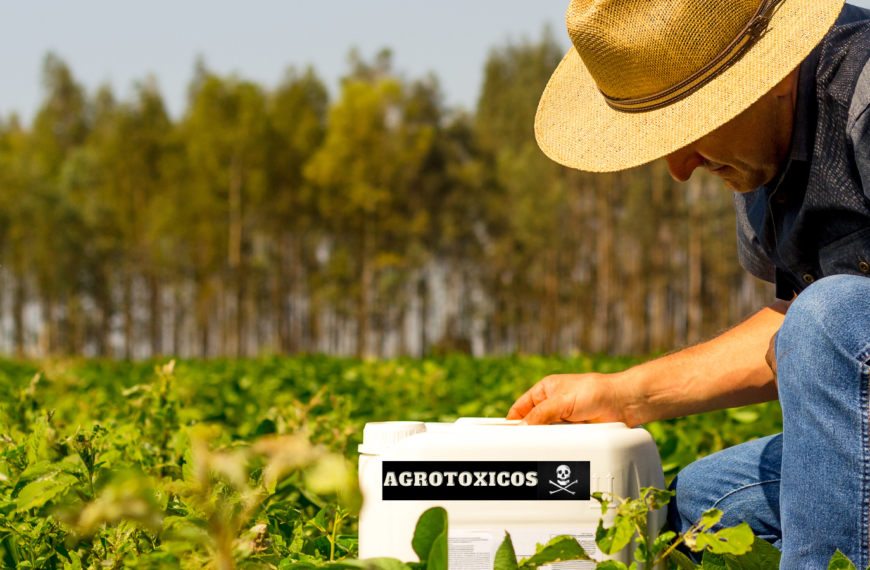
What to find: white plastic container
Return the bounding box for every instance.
[358,418,666,569]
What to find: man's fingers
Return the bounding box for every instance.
[507,389,536,419]
[508,381,554,419]
[519,396,571,426]
[766,331,778,384]
[506,407,524,420]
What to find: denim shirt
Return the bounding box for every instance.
[735,4,870,300]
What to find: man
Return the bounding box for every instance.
[507,0,870,567]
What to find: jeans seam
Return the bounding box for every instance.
[710,479,781,513]
[863,359,870,569]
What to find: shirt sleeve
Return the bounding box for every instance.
[733,191,776,283]
[848,56,870,202]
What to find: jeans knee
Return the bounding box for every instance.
[668,461,724,563]
[668,462,706,535]
[667,474,682,531]
[777,274,870,364]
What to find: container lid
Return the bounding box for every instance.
[454,418,522,426]
[358,421,426,455]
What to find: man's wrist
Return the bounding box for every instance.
[609,367,653,427]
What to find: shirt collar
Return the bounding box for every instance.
[761,42,822,192]
[788,41,823,163]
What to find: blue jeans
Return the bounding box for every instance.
[668,275,870,569]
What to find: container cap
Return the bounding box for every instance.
[358,421,426,455]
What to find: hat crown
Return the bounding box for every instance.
[567,0,762,100]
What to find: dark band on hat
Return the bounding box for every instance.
[599,0,785,113]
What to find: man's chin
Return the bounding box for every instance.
[720,176,756,193]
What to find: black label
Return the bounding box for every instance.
[382,461,590,501]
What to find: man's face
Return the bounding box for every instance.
[664,69,799,193]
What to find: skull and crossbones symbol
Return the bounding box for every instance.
[549,465,577,495]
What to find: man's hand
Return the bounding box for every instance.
[507,301,790,427]
[506,373,639,426]
[765,331,778,388]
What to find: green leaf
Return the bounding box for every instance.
[313,536,333,558]
[63,551,83,570]
[518,535,591,570]
[592,492,610,515]
[729,410,760,424]
[641,487,674,511]
[650,531,676,556]
[427,532,449,570]
[669,549,699,570]
[17,460,55,480]
[595,517,635,555]
[699,509,724,531]
[697,538,780,570]
[494,533,519,570]
[633,540,649,563]
[737,536,781,570]
[325,558,412,570]
[13,460,83,495]
[701,551,727,570]
[595,562,628,570]
[312,506,329,531]
[280,562,316,570]
[827,550,857,570]
[15,477,73,511]
[411,507,448,563]
[694,523,754,556]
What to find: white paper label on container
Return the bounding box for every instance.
[447,529,598,570]
[447,533,494,570]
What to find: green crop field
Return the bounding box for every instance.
[0,356,783,569]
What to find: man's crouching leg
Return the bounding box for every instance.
[777,274,870,569]
[667,434,783,562]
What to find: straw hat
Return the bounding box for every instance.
[535,0,846,172]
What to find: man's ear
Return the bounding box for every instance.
[770,67,800,99]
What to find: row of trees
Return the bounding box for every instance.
[0,35,773,359]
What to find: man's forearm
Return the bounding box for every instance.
[619,301,790,425]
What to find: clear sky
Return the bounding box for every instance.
[4,1,870,124]
[0,0,571,123]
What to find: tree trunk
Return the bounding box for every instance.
[123,269,134,359]
[649,160,668,352]
[274,235,290,353]
[197,277,211,358]
[172,282,183,357]
[41,295,57,357]
[687,177,703,345]
[66,291,83,356]
[592,175,614,353]
[13,274,24,358]
[291,236,305,353]
[149,271,162,356]
[228,155,244,357]
[356,230,371,358]
[236,269,246,358]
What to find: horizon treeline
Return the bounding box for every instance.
[0,34,773,359]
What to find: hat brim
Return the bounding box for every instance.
[535,0,846,172]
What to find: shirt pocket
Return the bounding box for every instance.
[819,225,870,278]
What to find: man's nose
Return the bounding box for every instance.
[664,146,703,182]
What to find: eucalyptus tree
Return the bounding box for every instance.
[77,80,172,357]
[0,116,31,356]
[475,30,577,353]
[24,55,90,355]
[181,67,271,356]
[267,67,328,353]
[305,51,437,357]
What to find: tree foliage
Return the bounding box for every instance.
[0,40,773,360]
